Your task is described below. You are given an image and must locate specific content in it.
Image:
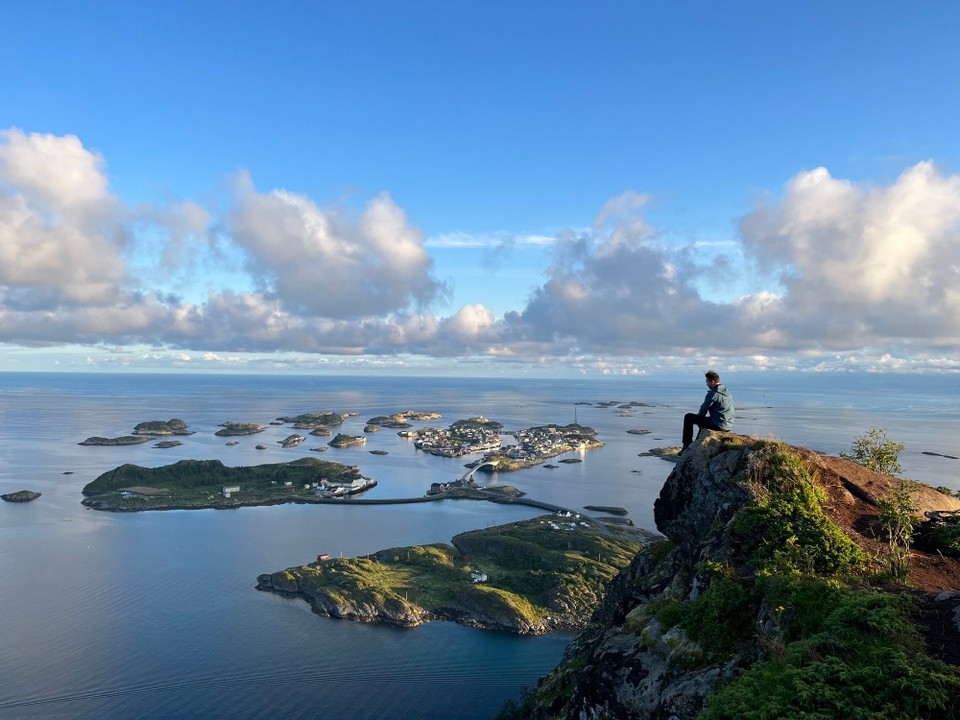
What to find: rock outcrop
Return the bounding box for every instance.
[2,490,41,502]
[513,431,960,720]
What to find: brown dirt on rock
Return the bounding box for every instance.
[795,450,960,593]
[790,448,960,667]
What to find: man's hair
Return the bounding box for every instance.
[705,370,720,383]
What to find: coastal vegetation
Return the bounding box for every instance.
[81,457,367,510]
[133,418,193,435]
[257,515,651,634]
[840,425,905,475]
[78,435,151,446]
[277,412,349,428]
[366,410,442,428]
[328,433,366,448]
[215,422,266,436]
[500,434,960,720]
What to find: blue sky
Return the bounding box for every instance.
[1,2,958,375]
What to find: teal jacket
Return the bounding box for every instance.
[699,384,735,430]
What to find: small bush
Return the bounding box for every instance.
[875,479,920,582]
[841,426,904,476]
[731,446,867,575]
[701,584,960,720]
[917,522,960,557]
[686,576,755,657]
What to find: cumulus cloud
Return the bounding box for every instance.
[739,162,960,346]
[1,126,957,372]
[496,161,960,359]
[227,172,445,319]
[499,202,729,354]
[0,129,127,305]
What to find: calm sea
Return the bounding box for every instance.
[0,371,957,719]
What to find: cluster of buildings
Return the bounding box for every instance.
[494,425,588,463]
[412,424,502,458]
[220,465,375,499]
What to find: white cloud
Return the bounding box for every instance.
[227,172,445,319]
[0,129,127,304]
[443,303,496,342]
[425,231,556,248]
[1,128,957,373]
[739,161,960,345]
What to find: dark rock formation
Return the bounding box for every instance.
[328,433,366,448]
[133,419,194,436]
[516,431,960,719]
[215,422,266,437]
[78,435,151,446]
[2,490,41,502]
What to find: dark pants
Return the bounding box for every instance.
[682,413,720,447]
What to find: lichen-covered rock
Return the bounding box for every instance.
[523,434,777,719]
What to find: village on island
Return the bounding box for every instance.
[76,410,608,512]
[73,406,646,639]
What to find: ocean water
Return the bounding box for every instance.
[0,371,957,719]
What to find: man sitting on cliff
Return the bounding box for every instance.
[680,370,735,454]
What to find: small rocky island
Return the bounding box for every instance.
[81,419,196,445]
[2,490,41,502]
[78,435,151,446]
[133,418,195,436]
[215,421,267,437]
[80,457,376,511]
[366,410,442,429]
[328,433,367,448]
[276,412,350,429]
[256,515,656,634]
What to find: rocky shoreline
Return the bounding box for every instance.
[256,515,659,634]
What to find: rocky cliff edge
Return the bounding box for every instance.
[509,431,960,720]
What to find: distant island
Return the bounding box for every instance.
[256,514,656,634]
[410,416,504,458]
[133,418,195,436]
[328,433,367,448]
[480,423,603,472]
[276,412,351,429]
[81,419,196,446]
[80,457,376,511]
[2,490,41,502]
[79,435,151,446]
[366,410,442,429]
[215,422,267,437]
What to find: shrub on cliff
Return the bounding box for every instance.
[730,444,867,575]
[701,579,960,720]
[841,426,904,476]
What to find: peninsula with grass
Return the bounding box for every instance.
[80,457,376,511]
[256,514,657,634]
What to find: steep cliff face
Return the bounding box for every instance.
[514,432,960,720]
